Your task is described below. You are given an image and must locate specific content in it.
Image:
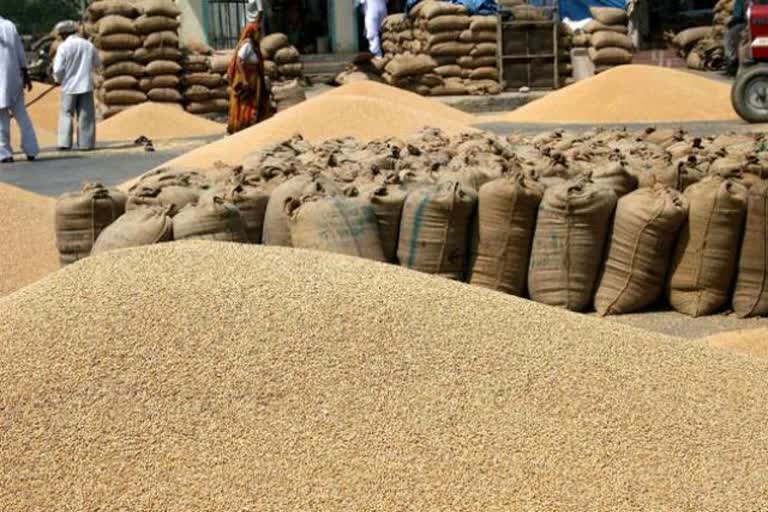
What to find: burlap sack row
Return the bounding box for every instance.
[680,0,731,70]
[585,6,633,71]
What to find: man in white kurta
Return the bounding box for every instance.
[53,21,100,151]
[356,0,388,57]
[0,15,38,163]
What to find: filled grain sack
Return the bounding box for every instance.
[287,195,386,262]
[260,33,289,59]
[184,40,214,55]
[141,0,181,17]
[278,63,303,78]
[98,15,137,36]
[103,75,139,91]
[591,162,638,197]
[146,60,182,76]
[418,1,467,18]
[103,61,145,78]
[435,64,463,77]
[471,42,497,57]
[398,181,477,280]
[733,180,768,317]
[589,47,633,66]
[590,6,627,26]
[668,176,748,317]
[91,206,174,255]
[147,74,180,89]
[98,33,142,50]
[186,99,229,114]
[209,54,231,74]
[272,79,306,111]
[147,88,183,102]
[356,183,409,263]
[427,15,471,32]
[528,176,618,311]
[590,31,634,51]
[594,185,688,315]
[127,185,200,211]
[134,46,182,63]
[182,72,223,88]
[430,42,475,57]
[263,174,341,246]
[469,172,544,295]
[673,26,711,50]
[385,54,437,78]
[216,183,270,243]
[88,0,139,20]
[584,21,629,34]
[210,86,229,99]
[470,15,497,32]
[144,30,179,48]
[172,196,248,242]
[135,15,180,35]
[55,183,127,266]
[184,84,211,102]
[104,89,147,105]
[274,46,300,64]
[100,49,135,66]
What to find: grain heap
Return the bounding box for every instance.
[586,6,634,73]
[0,184,59,297]
[706,328,768,359]
[96,101,225,141]
[379,1,502,96]
[2,241,768,510]
[180,42,230,116]
[684,0,732,71]
[504,65,738,123]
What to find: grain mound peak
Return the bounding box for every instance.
[1,241,767,510]
[97,102,225,142]
[706,328,768,359]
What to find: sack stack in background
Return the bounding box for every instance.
[379,1,501,96]
[180,41,230,115]
[587,6,634,73]
[670,26,712,70]
[135,0,184,105]
[684,0,731,70]
[260,33,305,82]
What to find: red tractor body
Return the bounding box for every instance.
[748,4,768,60]
[732,2,768,122]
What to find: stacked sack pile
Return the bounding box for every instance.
[586,6,634,73]
[260,33,307,112]
[55,126,768,319]
[379,1,501,96]
[670,26,712,70]
[683,0,731,71]
[180,41,230,116]
[89,0,183,118]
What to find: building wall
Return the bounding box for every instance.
[179,0,208,44]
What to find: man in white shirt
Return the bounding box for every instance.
[0,15,39,163]
[356,0,388,57]
[53,21,100,151]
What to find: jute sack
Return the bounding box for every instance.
[457,55,496,68]
[134,46,182,63]
[470,16,496,32]
[184,40,214,55]
[469,172,544,295]
[183,72,223,88]
[287,195,386,262]
[147,88,183,102]
[278,63,303,78]
[91,206,174,255]
[592,162,638,198]
[426,30,462,46]
[427,15,471,32]
[210,85,229,99]
[138,77,152,93]
[590,6,627,25]
[103,61,145,78]
[471,43,497,57]
[143,30,179,48]
[263,174,341,246]
[216,182,270,243]
[88,0,138,20]
[99,49,135,66]
[435,64,463,77]
[104,89,147,105]
[140,0,181,17]
[274,46,300,64]
[184,84,211,101]
[146,59,182,75]
[357,183,409,263]
[126,185,200,211]
[528,176,618,311]
[594,185,688,315]
[272,79,306,111]
[584,21,628,34]
[186,99,228,114]
[209,54,231,74]
[103,75,138,91]
[55,183,127,265]
[590,31,634,51]
[673,26,711,50]
[173,195,248,242]
[385,54,437,78]
[430,42,474,57]
[98,15,137,36]
[431,79,468,96]
[397,181,478,280]
[733,180,768,317]
[135,15,180,34]
[260,33,289,59]
[668,176,748,317]
[98,33,142,50]
[182,53,209,70]
[148,74,179,88]
[419,1,467,19]
[469,67,498,80]
[589,47,633,66]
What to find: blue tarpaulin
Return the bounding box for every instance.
[554,0,626,21]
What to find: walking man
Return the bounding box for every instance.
[356,0,388,57]
[53,21,100,151]
[0,15,39,163]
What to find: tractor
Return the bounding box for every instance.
[732,1,768,122]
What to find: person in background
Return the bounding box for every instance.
[227,0,274,134]
[357,0,388,57]
[53,20,100,151]
[0,14,39,163]
[725,0,747,75]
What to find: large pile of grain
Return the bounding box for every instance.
[0,184,59,297]
[504,65,738,123]
[706,328,768,359]
[97,102,224,141]
[148,91,474,171]
[1,241,767,509]
[10,81,61,148]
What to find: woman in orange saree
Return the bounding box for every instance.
[227,5,273,134]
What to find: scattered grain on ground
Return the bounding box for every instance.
[97,102,225,142]
[2,241,767,510]
[504,65,739,124]
[0,183,59,296]
[10,81,60,149]
[705,328,768,359]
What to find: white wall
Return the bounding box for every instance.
[178,0,208,45]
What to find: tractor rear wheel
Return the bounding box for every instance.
[732,64,768,123]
